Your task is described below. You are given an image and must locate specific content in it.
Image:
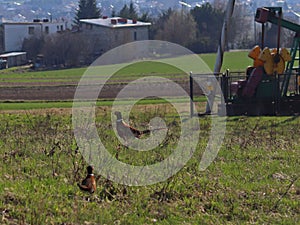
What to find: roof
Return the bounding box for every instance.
[2,20,65,26]
[80,17,151,28]
[0,52,26,57]
[291,11,300,18]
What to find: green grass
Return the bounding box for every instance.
[1,51,299,224]
[114,61,184,76]
[0,51,253,111]
[0,97,206,111]
[200,51,252,72]
[0,51,252,85]
[0,66,86,78]
[0,107,299,224]
[0,101,75,110]
[0,62,185,85]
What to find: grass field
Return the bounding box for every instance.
[0,51,252,110]
[0,51,251,85]
[0,51,299,224]
[0,97,207,111]
[0,106,299,224]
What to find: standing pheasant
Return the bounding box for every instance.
[77,165,96,194]
[114,111,151,140]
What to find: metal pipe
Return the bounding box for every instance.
[261,23,265,49]
[205,0,235,114]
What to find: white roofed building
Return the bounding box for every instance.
[79,17,151,53]
[2,19,67,52]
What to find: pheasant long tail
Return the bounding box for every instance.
[141,127,167,135]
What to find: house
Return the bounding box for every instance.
[79,17,151,53]
[2,19,67,52]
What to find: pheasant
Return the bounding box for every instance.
[77,165,96,194]
[114,111,151,140]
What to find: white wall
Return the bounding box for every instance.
[81,24,150,53]
[3,22,66,52]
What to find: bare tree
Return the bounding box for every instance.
[22,31,97,68]
[155,11,197,47]
[22,36,45,60]
[228,3,255,49]
[41,32,95,67]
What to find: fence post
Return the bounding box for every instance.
[190,72,194,117]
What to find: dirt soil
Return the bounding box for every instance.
[0,81,203,101]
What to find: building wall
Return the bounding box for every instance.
[81,24,149,53]
[3,22,66,52]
